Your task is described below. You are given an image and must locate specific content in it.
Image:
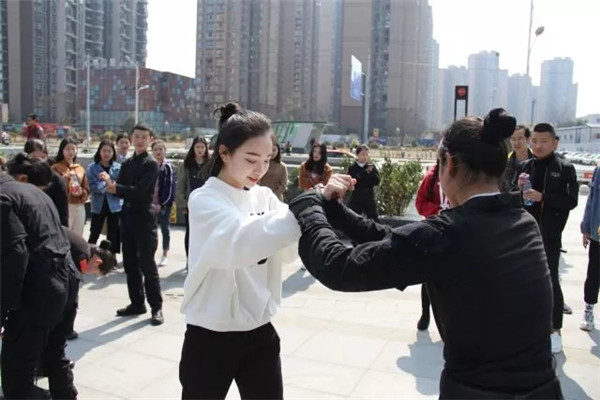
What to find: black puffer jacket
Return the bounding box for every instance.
[290,191,558,397]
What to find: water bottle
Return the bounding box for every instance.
[69,171,81,196]
[522,176,533,206]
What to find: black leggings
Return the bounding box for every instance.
[543,236,564,330]
[179,323,283,399]
[88,199,121,254]
[584,239,600,304]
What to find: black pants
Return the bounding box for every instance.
[439,370,563,399]
[184,213,190,258]
[179,323,283,400]
[1,289,79,399]
[543,236,563,330]
[120,207,162,311]
[584,239,600,304]
[421,284,430,314]
[88,200,121,254]
[348,193,379,222]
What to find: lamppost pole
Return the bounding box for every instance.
[526,0,545,124]
[125,55,140,123]
[86,54,91,150]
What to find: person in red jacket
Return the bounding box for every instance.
[414,161,448,331]
[22,114,44,141]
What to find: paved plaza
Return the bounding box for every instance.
[5,195,600,399]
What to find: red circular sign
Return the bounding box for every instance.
[457,88,467,97]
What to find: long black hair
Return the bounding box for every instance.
[305,143,328,175]
[438,108,516,185]
[93,140,117,164]
[202,102,273,179]
[272,142,282,163]
[184,136,209,169]
[55,137,79,163]
[7,152,53,187]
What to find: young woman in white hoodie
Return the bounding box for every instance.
[180,103,301,399]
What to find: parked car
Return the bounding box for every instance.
[326,149,357,160]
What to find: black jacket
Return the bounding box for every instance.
[45,171,69,226]
[116,151,159,206]
[347,162,380,198]
[0,176,77,327]
[518,153,578,239]
[290,191,556,396]
[502,149,533,193]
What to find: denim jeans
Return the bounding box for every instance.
[157,206,171,251]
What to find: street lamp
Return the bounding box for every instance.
[526,26,545,77]
[124,55,149,124]
[526,0,545,124]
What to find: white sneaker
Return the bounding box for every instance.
[579,310,595,331]
[550,332,563,354]
[158,256,168,266]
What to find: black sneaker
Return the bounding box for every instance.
[66,330,79,340]
[116,304,147,317]
[151,309,164,326]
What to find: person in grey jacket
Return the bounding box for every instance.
[176,136,209,262]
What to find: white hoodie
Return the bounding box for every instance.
[181,177,301,332]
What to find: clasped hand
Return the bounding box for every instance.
[319,174,356,201]
[99,171,117,193]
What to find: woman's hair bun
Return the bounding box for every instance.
[480,108,516,144]
[99,240,112,250]
[215,102,242,127]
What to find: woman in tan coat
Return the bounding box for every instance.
[52,137,90,236]
[298,143,332,191]
[259,143,288,201]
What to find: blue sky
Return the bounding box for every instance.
[146,0,599,117]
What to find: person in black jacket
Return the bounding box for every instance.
[24,138,70,226]
[1,155,79,399]
[517,122,578,354]
[502,125,534,192]
[104,124,164,325]
[289,109,563,399]
[347,145,380,221]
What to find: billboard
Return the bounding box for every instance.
[350,55,363,102]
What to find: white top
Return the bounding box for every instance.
[181,177,301,332]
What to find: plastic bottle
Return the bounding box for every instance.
[522,176,533,206]
[69,171,81,195]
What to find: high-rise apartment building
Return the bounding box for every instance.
[278,0,319,120]
[536,57,578,124]
[195,0,280,126]
[314,0,340,122]
[467,51,502,118]
[103,0,148,66]
[434,66,468,130]
[506,74,533,125]
[338,0,434,136]
[4,0,147,124]
[0,0,8,105]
